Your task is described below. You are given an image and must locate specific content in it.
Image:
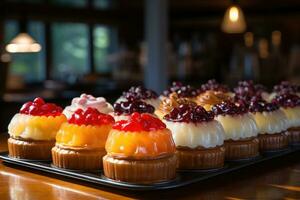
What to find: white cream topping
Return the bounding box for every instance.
[281,106,300,128]
[251,110,288,134]
[63,94,113,119]
[163,120,225,148]
[215,113,258,140]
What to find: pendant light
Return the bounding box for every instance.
[221,1,247,34]
[5,17,41,53]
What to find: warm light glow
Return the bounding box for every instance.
[272,30,281,46]
[5,33,42,53]
[229,7,239,22]
[221,5,246,34]
[244,32,254,47]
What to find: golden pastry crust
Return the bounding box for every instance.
[51,145,106,170]
[176,145,225,170]
[103,154,177,183]
[8,137,55,160]
[224,137,259,160]
[258,132,289,151]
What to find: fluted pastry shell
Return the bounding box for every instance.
[52,145,106,170]
[8,137,55,160]
[288,127,300,144]
[103,154,177,183]
[258,132,289,152]
[176,146,225,170]
[224,137,259,160]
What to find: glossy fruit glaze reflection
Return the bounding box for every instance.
[248,96,279,113]
[113,100,155,115]
[212,101,247,116]
[113,112,166,132]
[121,86,158,100]
[20,97,63,116]
[68,107,115,126]
[273,81,300,94]
[164,104,214,123]
[200,79,230,93]
[163,82,198,98]
[272,93,300,108]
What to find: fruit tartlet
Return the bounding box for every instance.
[103,112,177,183]
[155,92,196,120]
[52,107,115,170]
[8,97,66,160]
[115,86,160,109]
[273,93,300,144]
[112,99,155,121]
[163,104,225,170]
[162,82,199,101]
[248,97,289,151]
[63,93,113,119]
[212,101,259,160]
[195,90,232,111]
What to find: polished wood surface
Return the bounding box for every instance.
[1,133,300,200]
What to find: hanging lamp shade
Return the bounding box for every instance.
[5,33,42,53]
[221,5,246,34]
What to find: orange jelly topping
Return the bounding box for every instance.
[106,113,176,159]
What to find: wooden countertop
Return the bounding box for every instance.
[1,133,300,200]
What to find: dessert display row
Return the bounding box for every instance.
[6,80,300,184]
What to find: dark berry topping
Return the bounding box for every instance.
[200,79,230,93]
[272,93,300,108]
[163,82,198,98]
[114,100,155,115]
[113,112,166,132]
[234,80,267,102]
[212,101,247,116]
[273,81,300,95]
[69,107,114,126]
[164,104,214,123]
[248,96,279,113]
[20,97,63,117]
[121,86,158,101]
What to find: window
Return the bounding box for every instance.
[52,23,89,80]
[4,20,45,82]
[93,0,115,9]
[94,26,117,73]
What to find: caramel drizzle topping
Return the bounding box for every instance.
[196,90,231,107]
[159,92,196,113]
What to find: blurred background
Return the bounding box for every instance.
[0,0,300,131]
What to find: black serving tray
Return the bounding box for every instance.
[1,145,300,191]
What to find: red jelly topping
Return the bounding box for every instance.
[212,101,247,116]
[272,93,300,108]
[163,82,198,98]
[273,81,300,95]
[20,97,63,116]
[113,112,166,132]
[164,104,214,123]
[69,107,115,126]
[121,86,158,100]
[113,100,155,115]
[200,79,230,93]
[248,96,279,113]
